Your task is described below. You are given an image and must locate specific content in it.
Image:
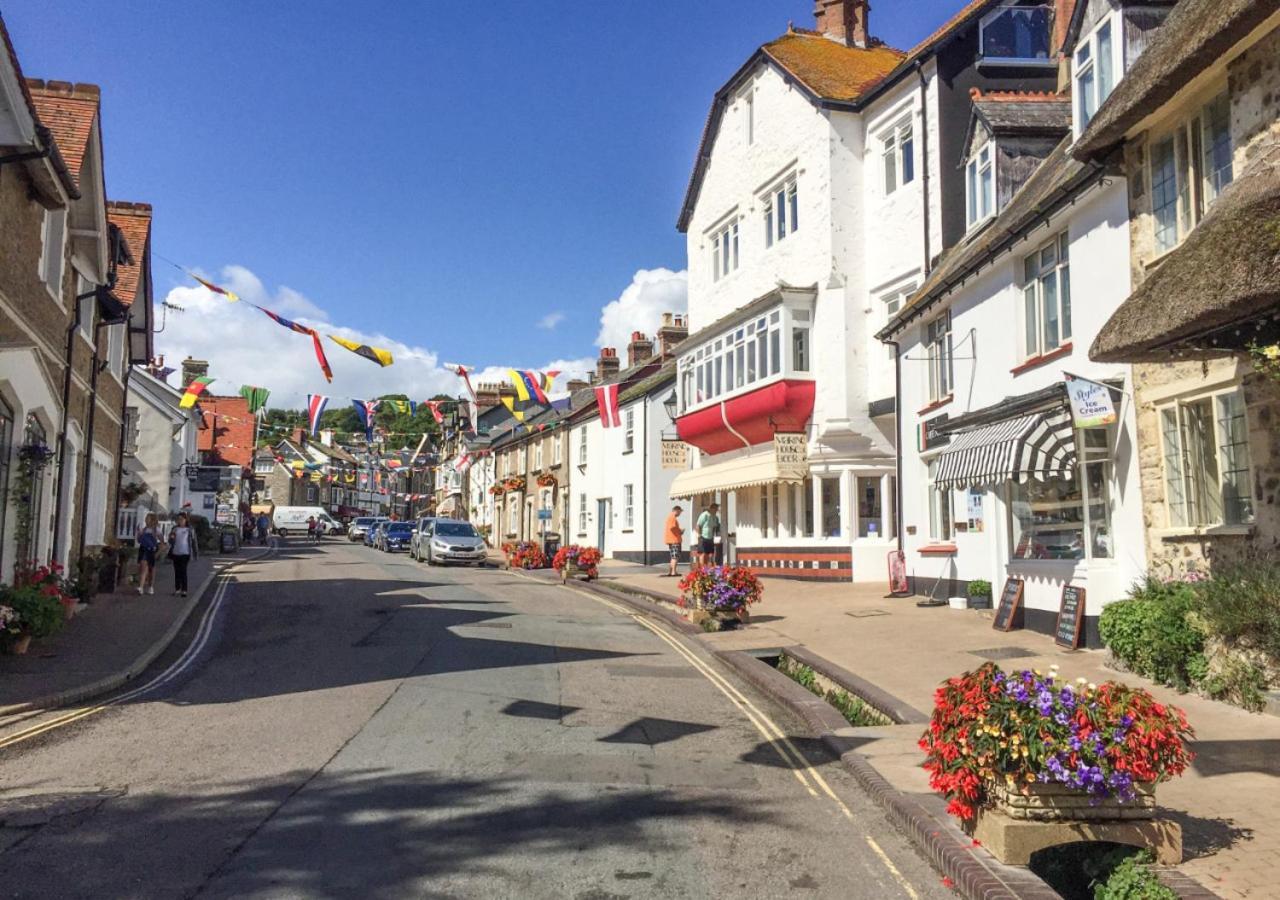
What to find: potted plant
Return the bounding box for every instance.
[536,473,557,488]
[552,545,602,582]
[1,577,67,654]
[967,579,993,609]
[920,662,1194,829]
[677,564,764,625]
[0,602,26,654]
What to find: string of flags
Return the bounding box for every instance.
[179,376,214,409]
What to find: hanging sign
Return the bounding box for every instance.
[774,432,809,480]
[1064,373,1117,428]
[661,439,689,470]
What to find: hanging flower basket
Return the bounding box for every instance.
[552,545,601,581]
[503,476,526,493]
[535,473,557,488]
[489,485,505,496]
[919,662,1194,825]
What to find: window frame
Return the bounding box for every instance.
[623,407,635,454]
[965,143,996,229]
[709,216,740,283]
[762,173,799,249]
[925,311,954,403]
[1072,13,1120,135]
[927,461,953,542]
[39,208,68,303]
[881,118,915,195]
[578,428,588,466]
[623,483,634,530]
[1007,426,1115,561]
[977,4,1054,66]
[1147,91,1233,254]
[1157,388,1254,529]
[578,492,588,533]
[1020,232,1072,359]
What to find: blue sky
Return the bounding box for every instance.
[6,0,959,402]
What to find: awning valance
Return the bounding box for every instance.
[669,449,803,500]
[934,408,1076,491]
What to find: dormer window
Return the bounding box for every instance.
[979,5,1052,65]
[1073,16,1118,134]
[965,144,995,229]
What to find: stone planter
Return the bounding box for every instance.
[559,564,595,583]
[987,779,1157,822]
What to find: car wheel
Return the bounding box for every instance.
[278,529,288,538]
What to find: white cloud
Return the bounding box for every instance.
[537,311,565,330]
[595,268,688,350]
[155,266,594,409]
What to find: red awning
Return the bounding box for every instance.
[675,379,815,454]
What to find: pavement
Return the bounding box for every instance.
[0,539,273,715]
[0,540,950,899]
[585,559,1280,899]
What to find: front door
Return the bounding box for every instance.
[596,498,609,553]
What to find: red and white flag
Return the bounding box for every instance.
[594,383,621,428]
[453,452,471,473]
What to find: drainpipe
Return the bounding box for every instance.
[916,60,933,278]
[884,338,904,558]
[642,398,648,565]
[52,287,97,564]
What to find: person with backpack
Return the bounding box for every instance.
[136,513,163,595]
[168,512,198,598]
[695,503,720,568]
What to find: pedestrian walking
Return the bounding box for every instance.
[306,516,318,543]
[136,513,162,595]
[663,505,684,577]
[256,512,270,545]
[695,503,719,568]
[242,513,254,544]
[168,512,198,598]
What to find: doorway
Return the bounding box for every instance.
[596,498,610,553]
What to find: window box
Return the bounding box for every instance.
[917,394,954,416]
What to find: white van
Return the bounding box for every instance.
[272,506,341,536]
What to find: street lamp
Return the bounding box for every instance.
[663,389,679,423]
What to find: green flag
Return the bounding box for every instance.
[239,384,271,415]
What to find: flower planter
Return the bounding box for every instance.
[986,779,1156,822]
[6,634,32,656]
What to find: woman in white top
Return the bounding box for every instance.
[168,512,198,597]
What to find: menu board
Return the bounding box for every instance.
[1055,585,1086,649]
[992,577,1024,632]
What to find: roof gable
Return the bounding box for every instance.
[27,80,98,191]
[106,202,152,307]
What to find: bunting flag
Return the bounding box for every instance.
[352,399,381,441]
[595,383,621,428]
[389,399,417,416]
[541,370,560,393]
[306,394,329,436]
[509,369,549,405]
[329,334,394,368]
[258,307,332,382]
[179,376,214,409]
[191,274,240,302]
[239,385,271,415]
[454,453,471,473]
[500,395,526,422]
[426,400,444,424]
[445,363,479,431]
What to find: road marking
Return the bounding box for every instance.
[0,543,278,751]
[559,584,920,900]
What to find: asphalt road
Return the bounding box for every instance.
[0,539,949,899]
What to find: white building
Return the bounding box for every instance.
[120,367,198,521]
[878,0,1173,643]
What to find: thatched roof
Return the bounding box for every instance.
[1073,0,1280,160]
[1090,143,1280,362]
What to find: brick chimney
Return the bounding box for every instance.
[657,312,689,358]
[596,347,621,383]
[474,382,502,412]
[291,427,308,446]
[181,356,209,387]
[566,378,590,394]
[813,0,870,48]
[1053,0,1079,91]
[626,331,654,368]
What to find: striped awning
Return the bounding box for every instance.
[934,408,1076,490]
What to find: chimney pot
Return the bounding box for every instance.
[181,356,209,387]
[813,0,870,48]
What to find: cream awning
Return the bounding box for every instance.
[669,450,802,500]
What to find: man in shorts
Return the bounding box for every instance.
[695,503,720,568]
[662,505,684,577]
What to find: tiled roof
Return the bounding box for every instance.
[27,79,99,191]
[196,395,255,470]
[1074,0,1278,159]
[905,0,996,60]
[0,16,41,134]
[0,18,79,198]
[761,30,904,103]
[972,89,1071,133]
[106,201,151,307]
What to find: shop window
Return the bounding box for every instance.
[1010,427,1113,560]
[759,488,769,539]
[1022,233,1072,358]
[820,475,841,538]
[770,483,780,538]
[1159,389,1253,527]
[857,476,883,538]
[1150,92,1232,253]
[927,461,952,542]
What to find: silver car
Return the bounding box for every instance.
[409,516,438,561]
[423,519,487,566]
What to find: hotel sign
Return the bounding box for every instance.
[660,439,689,470]
[774,432,809,480]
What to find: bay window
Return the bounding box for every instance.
[1159,389,1253,528]
[677,303,811,414]
[1150,92,1233,253]
[966,145,995,228]
[1022,232,1072,358]
[1009,427,1112,560]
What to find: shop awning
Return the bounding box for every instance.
[934,408,1076,491]
[669,450,802,500]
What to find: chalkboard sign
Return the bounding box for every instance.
[992,578,1024,632]
[1055,585,1086,649]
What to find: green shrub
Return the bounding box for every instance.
[967,579,992,600]
[1194,561,1280,660]
[1100,578,1206,690]
[1201,655,1269,713]
[190,515,218,552]
[1092,850,1175,900]
[2,584,65,639]
[825,687,889,727]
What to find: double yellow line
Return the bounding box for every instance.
[566,586,919,899]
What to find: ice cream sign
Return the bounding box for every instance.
[1064,373,1118,428]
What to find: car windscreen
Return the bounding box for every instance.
[387,524,412,533]
[434,523,477,538]
[353,518,374,526]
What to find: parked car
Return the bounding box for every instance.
[347,516,378,542]
[380,521,415,553]
[364,520,390,547]
[423,519,487,566]
[272,506,342,537]
[409,516,438,561]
